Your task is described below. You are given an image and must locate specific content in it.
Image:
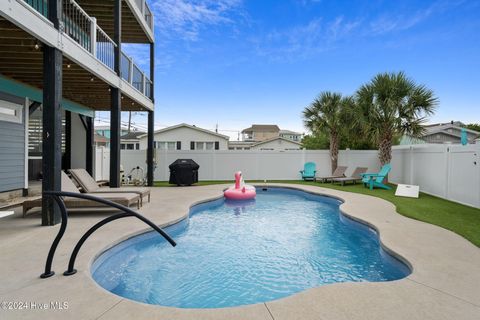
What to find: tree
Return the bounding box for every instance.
[355,72,438,165]
[301,134,329,150]
[303,92,352,172]
[465,123,480,133]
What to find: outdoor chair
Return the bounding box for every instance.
[316,166,347,183]
[300,162,316,181]
[332,167,368,186]
[360,164,392,190]
[23,172,140,217]
[69,168,151,206]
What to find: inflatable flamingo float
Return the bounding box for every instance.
[224,171,256,200]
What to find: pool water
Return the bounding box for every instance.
[92,188,410,308]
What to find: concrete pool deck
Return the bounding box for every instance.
[0,183,479,319]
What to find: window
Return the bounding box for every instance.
[136,143,140,150]
[176,141,181,150]
[0,100,23,124]
[193,141,220,150]
[167,142,176,150]
[126,144,134,150]
[120,144,126,150]
[196,142,204,150]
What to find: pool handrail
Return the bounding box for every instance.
[40,191,176,279]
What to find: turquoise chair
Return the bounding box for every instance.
[300,162,316,181]
[360,164,392,190]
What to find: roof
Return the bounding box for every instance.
[95,125,128,131]
[120,131,146,140]
[242,124,280,133]
[251,136,303,147]
[424,122,480,135]
[94,134,108,143]
[137,123,229,140]
[279,129,302,135]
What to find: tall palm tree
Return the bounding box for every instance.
[303,92,352,173]
[355,72,438,165]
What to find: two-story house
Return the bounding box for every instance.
[0,0,156,225]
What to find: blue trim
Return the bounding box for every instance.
[0,75,94,117]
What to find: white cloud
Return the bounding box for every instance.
[151,0,243,41]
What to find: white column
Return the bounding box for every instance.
[90,17,97,56]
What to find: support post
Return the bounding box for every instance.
[90,17,97,56]
[147,42,155,186]
[109,0,122,187]
[86,115,94,176]
[42,0,63,226]
[147,111,154,186]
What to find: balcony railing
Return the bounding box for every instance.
[134,0,153,30]
[23,0,153,101]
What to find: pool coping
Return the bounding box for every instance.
[1,183,479,320]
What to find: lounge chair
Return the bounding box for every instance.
[332,167,368,186]
[316,166,347,183]
[300,162,316,181]
[23,172,141,217]
[360,164,392,190]
[69,168,150,205]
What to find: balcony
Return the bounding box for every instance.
[23,0,153,100]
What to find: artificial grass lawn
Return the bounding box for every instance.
[154,180,480,247]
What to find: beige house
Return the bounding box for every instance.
[241,125,280,142]
[250,137,302,150]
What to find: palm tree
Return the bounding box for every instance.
[355,72,438,165]
[303,92,352,173]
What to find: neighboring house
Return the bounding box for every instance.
[398,135,426,145]
[422,122,480,144]
[138,123,229,150]
[120,131,145,150]
[279,130,303,142]
[250,137,302,150]
[94,134,109,148]
[228,141,254,150]
[242,125,280,142]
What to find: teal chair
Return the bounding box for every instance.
[300,162,316,181]
[360,164,392,190]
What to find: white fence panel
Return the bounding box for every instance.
[96,144,480,208]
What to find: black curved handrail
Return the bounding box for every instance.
[40,191,176,278]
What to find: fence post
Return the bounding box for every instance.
[409,146,414,185]
[445,146,450,200]
[90,18,97,56]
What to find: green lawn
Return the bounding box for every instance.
[154,180,480,247]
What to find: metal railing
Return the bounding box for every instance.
[133,0,153,30]
[24,0,48,17]
[23,0,154,101]
[40,191,176,278]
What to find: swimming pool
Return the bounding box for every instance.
[92,187,410,308]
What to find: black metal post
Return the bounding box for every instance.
[42,0,63,226]
[147,111,154,186]
[109,0,122,187]
[64,110,72,170]
[86,115,94,176]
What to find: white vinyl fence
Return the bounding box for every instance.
[95,144,480,208]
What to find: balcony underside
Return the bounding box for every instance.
[0,17,146,111]
[77,0,151,43]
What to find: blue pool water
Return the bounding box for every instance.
[92,188,410,308]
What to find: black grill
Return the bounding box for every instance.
[168,159,200,186]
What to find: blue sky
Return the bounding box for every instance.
[114,0,480,139]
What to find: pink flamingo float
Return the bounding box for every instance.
[224,171,256,200]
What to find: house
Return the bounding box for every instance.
[0,0,156,225]
[279,130,303,142]
[138,123,229,150]
[121,131,146,150]
[422,122,480,144]
[241,125,280,142]
[250,137,302,150]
